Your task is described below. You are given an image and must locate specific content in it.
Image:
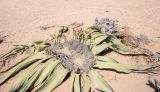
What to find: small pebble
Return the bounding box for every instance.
[135,25,140,29]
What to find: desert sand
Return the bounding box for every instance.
[0,0,160,92]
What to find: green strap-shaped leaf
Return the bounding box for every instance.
[85,35,107,46]
[91,32,105,39]
[70,72,76,92]
[86,27,99,35]
[0,52,49,84]
[92,42,112,55]
[94,61,154,73]
[30,41,50,54]
[96,56,118,63]
[109,45,133,55]
[93,35,107,45]
[85,39,91,45]
[81,74,91,92]
[88,70,114,92]
[108,35,122,44]
[73,74,81,92]
[10,59,44,92]
[108,35,134,55]
[19,66,44,92]
[20,58,60,91]
[37,65,69,92]
[34,58,60,87]
[85,28,104,45]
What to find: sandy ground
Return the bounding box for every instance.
[0,0,160,92]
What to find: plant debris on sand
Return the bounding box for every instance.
[0,32,7,44]
[147,79,160,92]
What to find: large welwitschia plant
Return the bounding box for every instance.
[0,24,159,92]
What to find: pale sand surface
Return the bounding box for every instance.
[0,0,160,92]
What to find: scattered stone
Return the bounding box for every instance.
[135,25,140,29]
